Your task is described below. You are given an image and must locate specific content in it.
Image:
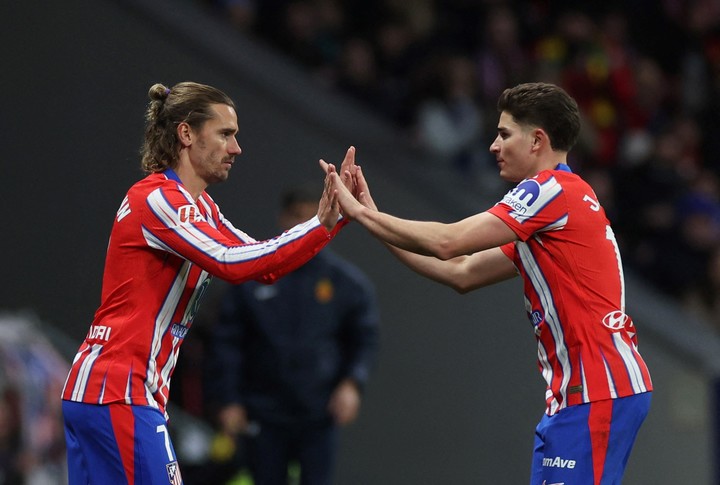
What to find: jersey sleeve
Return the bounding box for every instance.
[499,242,516,261]
[487,174,569,241]
[140,184,343,285]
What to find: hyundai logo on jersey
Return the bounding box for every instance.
[602,311,629,331]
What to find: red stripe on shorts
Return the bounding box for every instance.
[588,399,613,485]
[109,404,136,484]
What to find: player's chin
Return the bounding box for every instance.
[497,169,512,182]
[498,168,520,183]
[212,170,231,184]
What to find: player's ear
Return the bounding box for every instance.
[531,128,547,151]
[177,122,193,147]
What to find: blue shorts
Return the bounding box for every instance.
[62,400,183,485]
[530,392,651,485]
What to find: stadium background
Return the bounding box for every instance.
[2,0,719,483]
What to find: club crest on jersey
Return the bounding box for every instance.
[166,461,182,485]
[503,179,541,215]
[602,311,628,331]
[530,310,543,327]
[171,323,189,339]
[178,205,204,224]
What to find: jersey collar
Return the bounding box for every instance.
[555,163,573,173]
[163,168,183,183]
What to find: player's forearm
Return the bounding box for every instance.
[384,243,465,291]
[385,243,517,293]
[355,206,456,259]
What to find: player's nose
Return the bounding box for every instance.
[228,136,242,155]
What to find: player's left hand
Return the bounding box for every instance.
[320,146,358,197]
[317,162,340,231]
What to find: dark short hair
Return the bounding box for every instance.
[497,82,581,152]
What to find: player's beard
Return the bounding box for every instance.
[199,154,232,185]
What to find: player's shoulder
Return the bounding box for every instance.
[136,171,200,206]
[113,173,168,222]
[534,164,577,182]
[535,165,590,193]
[127,171,171,198]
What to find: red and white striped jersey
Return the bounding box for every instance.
[487,164,652,416]
[62,170,340,417]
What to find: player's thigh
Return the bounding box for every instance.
[62,401,183,485]
[531,394,650,485]
[532,404,596,485]
[131,405,184,485]
[63,400,134,484]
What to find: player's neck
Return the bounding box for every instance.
[173,162,207,200]
[536,152,568,175]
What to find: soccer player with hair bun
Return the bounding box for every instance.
[61,81,357,484]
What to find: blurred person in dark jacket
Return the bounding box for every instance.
[205,185,380,485]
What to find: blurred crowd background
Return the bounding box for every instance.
[0,315,69,485]
[198,0,720,332]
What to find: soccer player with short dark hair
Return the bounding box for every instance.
[327,82,653,485]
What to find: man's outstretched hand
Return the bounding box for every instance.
[320,146,378,221]
[317,162,340,231]
[320,146,358,197]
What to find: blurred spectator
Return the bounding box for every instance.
[203,0,720,331]
[372,13,427,125]
[335,37,385,112]
[219,0,257,32]
[673,170,720,292]
[686,245,720,331]
[612,123,691,288]
[204,186,380,485]
[274,0,343,76]
[0,313,69,485]
[476,5,530,115]
[413,53,485,177]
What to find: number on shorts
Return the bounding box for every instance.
[156,424,174,461]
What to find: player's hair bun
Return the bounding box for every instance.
[148,83,170,102]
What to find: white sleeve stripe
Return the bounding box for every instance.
[145,190,322,265]
[538,214,568,232]
[220,214,256,243]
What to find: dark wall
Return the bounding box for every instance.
[2,1,711,484]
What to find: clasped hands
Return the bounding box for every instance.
[319,146,376,226]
